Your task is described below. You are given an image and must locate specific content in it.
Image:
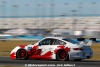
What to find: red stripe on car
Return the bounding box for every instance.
[54,45,70,54]
[30,51,52,59]
[19,45,26,48]
[10,52,16,59]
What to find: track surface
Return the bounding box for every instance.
[0,57,100,67]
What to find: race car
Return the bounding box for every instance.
[10,37,96,61]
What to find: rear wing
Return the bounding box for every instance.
[77,38,96,46]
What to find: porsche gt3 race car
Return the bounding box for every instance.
[10,37,96,61]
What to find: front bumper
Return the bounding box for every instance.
[10,52,16,60]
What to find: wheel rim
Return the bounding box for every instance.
[59,51,67,59]
[19,50,26,58]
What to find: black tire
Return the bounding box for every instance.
[74,59,82,61]
[56,49,69,61]
[16,49,28,60]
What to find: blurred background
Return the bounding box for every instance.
[0,0,100,40]
[0,0,100,64]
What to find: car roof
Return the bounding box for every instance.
[44,37,65,40]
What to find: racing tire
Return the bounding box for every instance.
[74,59,82,61]
[56,49,69,61]
[16,49,28,60]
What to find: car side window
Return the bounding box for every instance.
[52,39,66,45]
[39,38,54,45]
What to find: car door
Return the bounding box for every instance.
[38,38,52,54]
[37,38,55,59]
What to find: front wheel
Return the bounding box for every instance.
[56,49,69,61]
[16,49,28,60]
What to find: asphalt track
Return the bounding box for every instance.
[0,57,100,67]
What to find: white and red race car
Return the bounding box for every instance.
[10,37,96,61]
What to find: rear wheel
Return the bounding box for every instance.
[16,49,28,60]
[56,49,69,61]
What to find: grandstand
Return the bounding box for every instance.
[0,17,100,38]
[0,17,100,30]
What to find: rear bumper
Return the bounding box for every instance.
[70,55,92,59]
[69,51,93,60]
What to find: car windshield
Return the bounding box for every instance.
[62,38,79,44]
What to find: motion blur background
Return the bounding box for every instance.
[0,0,100,40]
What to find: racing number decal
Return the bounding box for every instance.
[32,49,41,55]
